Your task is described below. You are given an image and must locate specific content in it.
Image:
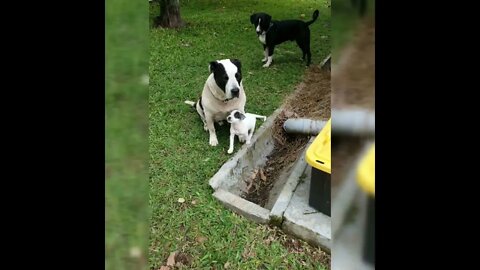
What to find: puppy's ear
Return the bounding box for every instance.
[234,111,246,120]
[209,61,218,73]
[230,59,242,72]
[264,14,272,26]
[250,13,257,24]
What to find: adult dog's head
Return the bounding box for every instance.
[250,12,272,35]
[209,59,243,100]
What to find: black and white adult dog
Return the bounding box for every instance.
[185,59,246,147]
[250,10,320,67]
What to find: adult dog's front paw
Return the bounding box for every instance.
[209,136,218,146]
[227,148,233,154]
[262,63,271,68]
[261,58,267,63]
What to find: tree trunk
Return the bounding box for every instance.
[351,0,367,16]
[156,0,185,28]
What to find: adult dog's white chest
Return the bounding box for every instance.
[258,33,266,45]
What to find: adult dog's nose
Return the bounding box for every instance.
[231,87,239,97]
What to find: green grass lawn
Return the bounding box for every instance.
[149,0,330,269]
[106,0,149,269]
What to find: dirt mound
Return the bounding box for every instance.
[243,66,331,206]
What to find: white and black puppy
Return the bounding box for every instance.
[226,109,267,154]
[250,10,320,67]
[185,59,246,146]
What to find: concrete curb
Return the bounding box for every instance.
[269,138,314,223]
[213,189,270,224]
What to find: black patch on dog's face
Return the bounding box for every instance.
[251,12,272,33]
[230,59,242,84]
[234,111,246,120]
[209,61,228,92]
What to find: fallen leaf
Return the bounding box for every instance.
[191,200,197,205]
[284,110,294,118]
[248,71,254,75]
[176,252,193,266]
[140,74,149,85]
[129,246,142,258]
[166,251,177,266]
[224,262,231,269]
[196,236,207,244]
[242,247,256,259]
[219,52,226,56]
[178,198,185,203]
[250,169,259,180]
[246,182,255,193]
[159,266,170,270]
[300,13,305,17]
[259,169,266,181]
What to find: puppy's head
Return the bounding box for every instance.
[226,109,246,124]
[209,59,243,100]
[250,12,272,35]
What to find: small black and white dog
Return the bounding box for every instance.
[250,10,320,67]
[226,110,266,154]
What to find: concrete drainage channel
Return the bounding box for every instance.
[209,107,331,252]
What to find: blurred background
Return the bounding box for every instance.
[331,0,375,269]
[105,0,149,269]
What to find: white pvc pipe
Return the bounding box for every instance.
[283,119,327,135]
[332,109,374,136]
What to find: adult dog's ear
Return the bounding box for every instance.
[209,61,219,73]
[264,14,272,26]
[250,13,258,24]
[230,59,242,72]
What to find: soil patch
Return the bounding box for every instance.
[242,65,331,206]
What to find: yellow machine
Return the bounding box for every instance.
[305,118,331,216]
[357,143,375,265]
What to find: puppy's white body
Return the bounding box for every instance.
[227,111,267,154]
